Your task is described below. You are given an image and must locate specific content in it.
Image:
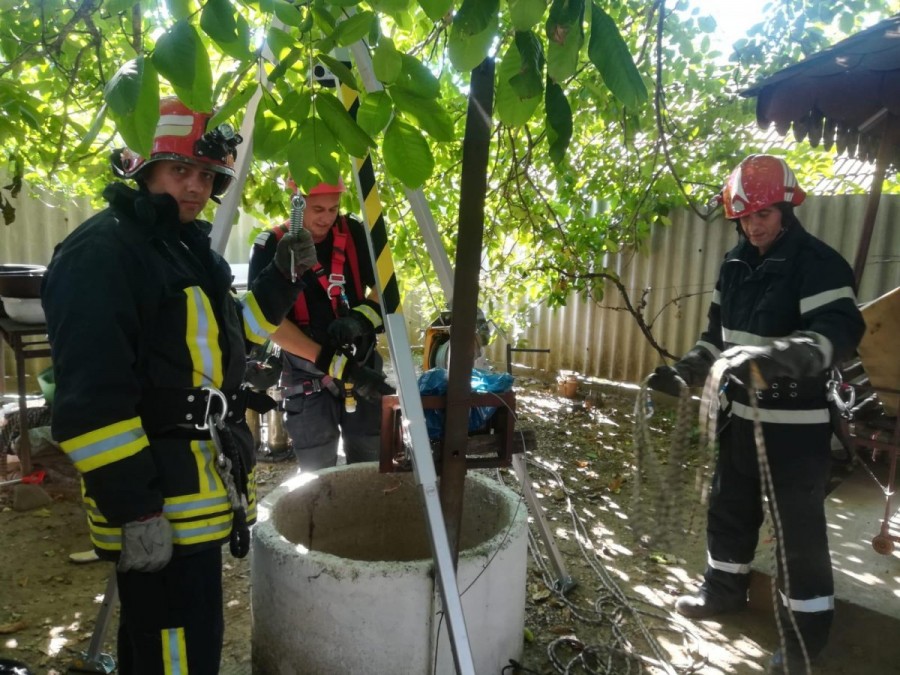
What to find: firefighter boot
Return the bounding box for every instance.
[675,591,747,619]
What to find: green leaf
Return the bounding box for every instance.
[373,38,403,84]
[588,3,648,109]
[544,79,571,164]
[315,91,375,157]
[449,9,498,71]
[496,39,541,126]
[453,0,498,35]
[510,30,544,98]
[334,11,375,46]
[273,89,312,123]
[71,103,109,156]
[152,20,213,112]
[253,97,293,162]
[509,0,547,30]
[418,0,453,21]
[272,0,305,27]
[316,53,359,90]
[390,86,454,141]
[208,86,257,130]
[545,0,583,82]
[104,57,160,158]
[165,0,192,21]
[356,91,394,137]
[266,26,296,62]
[287,117,341,190]
[383,118,433,188]
[398,54,441,98]
[200,0,252,60]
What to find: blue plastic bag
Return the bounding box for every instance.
[418,368,514,439]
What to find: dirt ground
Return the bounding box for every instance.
[0,377,896,674]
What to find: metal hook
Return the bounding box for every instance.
[196,386,229,431]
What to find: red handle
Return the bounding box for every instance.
[21,470,46,485]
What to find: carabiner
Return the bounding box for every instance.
[196,386,229,431]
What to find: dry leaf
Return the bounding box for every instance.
[0,619,27,634]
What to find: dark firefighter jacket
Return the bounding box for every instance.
[249,215,380,359]
[685,222,866,424]
[42,183,298,558]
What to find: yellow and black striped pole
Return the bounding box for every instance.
[339,82,401,315]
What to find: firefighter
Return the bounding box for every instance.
[248,178,394,472]
[41,96,316,674]
[647,155,865,673]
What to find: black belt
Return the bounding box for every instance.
[139,386,277,435]
[282,375,339,398]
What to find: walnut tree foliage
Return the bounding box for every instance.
[1,0,896,333]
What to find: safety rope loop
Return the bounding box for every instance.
[746,362,814,675]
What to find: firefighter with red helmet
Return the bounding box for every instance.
[647,155,865,673]
[42,96,316,674]
[248,177,393,471]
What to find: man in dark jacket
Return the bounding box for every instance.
[648,155,865,674]
[248,179,393,472]
[41,96,316,675]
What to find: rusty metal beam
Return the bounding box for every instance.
[440,57,495,563]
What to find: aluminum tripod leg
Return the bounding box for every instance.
[512,454,576,594]
[386,314,475,675]
[67,571,117,674]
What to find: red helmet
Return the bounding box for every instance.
[717,155,805,219]
[112,97,242,197]
[287,177,346,196]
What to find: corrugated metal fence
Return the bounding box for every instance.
[2,185,899,387]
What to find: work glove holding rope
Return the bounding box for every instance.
[647,365,686,397]
[273,229,317,280]
[315,344,395,402]
[720,334,826,388]
[118,512,173,573]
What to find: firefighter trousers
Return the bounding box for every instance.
[116,546,224,675]
[702,413,834,658]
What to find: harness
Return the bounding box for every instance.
[271,216,365,325]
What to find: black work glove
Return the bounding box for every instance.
[316,344,395,402]
[646,365,685,397]
[327,314,369,347]
[273,229,317,280]
[720,335,824,388]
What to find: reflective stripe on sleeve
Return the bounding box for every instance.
[731,401,831,425]
[712,289,721,306]
[353,303,383,330]
[329,352,349,379]
[721,328,774,347]
[61,417,148,473]
[707,552,752,574]
[800,286,857,315]
[241,290,278,344]
[779,590,834,613]
[169,513,233,546]
[696,340,721,359]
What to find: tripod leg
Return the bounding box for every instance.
[512,453,577,594]
[68,570,118,674]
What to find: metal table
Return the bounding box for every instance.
[0,317,52,477]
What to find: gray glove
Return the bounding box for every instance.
[721,335,824,388]
[274,229,317,280]
[118,513,173,573]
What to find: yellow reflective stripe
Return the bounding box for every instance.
[329,352,349,378]
[170,513,233,546]
[162,627,188,675]
[246,465,257,523]
[164,493,230,521]
[184,287,222,387]
[61,417,147,473]
[353,304,382,330]
[83,495,109,524]
[241,291,277,343]
[89,521,122,551]
[191,439,223,495]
